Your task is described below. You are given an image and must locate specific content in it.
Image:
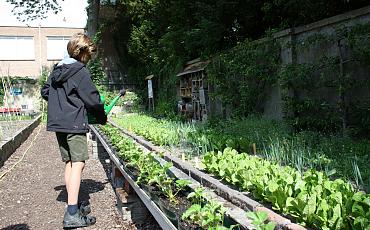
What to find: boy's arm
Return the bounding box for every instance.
[40,77,51,101]
[77,72,107,125]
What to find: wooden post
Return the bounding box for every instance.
[251,143,256,155]
[337,39,348,137]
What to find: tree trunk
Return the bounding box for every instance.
[87,0,100,38]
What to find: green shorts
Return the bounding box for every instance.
[56,132,88,162]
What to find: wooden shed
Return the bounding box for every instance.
[177,58,210,121]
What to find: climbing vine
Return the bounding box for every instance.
[279,22,370,137]
[206,36,280,117]
[206,22,370,138]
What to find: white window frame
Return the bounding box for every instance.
[0,36,35,60]
[47,36,71,61]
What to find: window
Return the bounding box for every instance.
[47,36,70,60]
[0,36,35,60]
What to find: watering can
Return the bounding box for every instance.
[88,88,126,124]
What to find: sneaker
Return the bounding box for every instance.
[63,210,96,228]
[78,201,91,216]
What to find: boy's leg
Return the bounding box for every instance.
[65,161,72,194]
[63,133,95,228]
[66,161,85,205]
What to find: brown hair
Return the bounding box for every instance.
[67,33,96,64]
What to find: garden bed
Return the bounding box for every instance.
[0,115,41,167]
[109,120,306,230]
[90,124,260,230]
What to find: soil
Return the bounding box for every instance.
[0,120,33,142]
[0,123,160,230]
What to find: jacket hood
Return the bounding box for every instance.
[51,61,85,84]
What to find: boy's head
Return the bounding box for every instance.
[67,33,96,64]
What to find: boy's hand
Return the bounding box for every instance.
[119,88,126,97]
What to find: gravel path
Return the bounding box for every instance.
[0,123,144,230]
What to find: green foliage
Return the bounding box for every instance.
[246,211,276,230]
[6,0,62,22]
[108,0,369,118]
[112,114,180,146]
[38,67,51,116]
[278,23,370,137]
[0,76,38,107]
[260,0,369,30]
[207,37,280,117]
[181,199,235,229]
[38,67,50,89]
[112,113,370,190]
[110,113,370,228]
[99,124,189,205]
[87,57,106,85]
[202,147,370,229]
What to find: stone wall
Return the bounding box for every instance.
[262,6,370,120]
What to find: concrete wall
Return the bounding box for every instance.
[262,5,370,120]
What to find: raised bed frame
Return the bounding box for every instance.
[0,115,41,168]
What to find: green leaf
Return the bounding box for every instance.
[176,179,191,187]
[256,211,268,222]
[265,222,276,230]
[352,191,365,202]
[304,193,317,217]
[352,203,365,216]
[267,181,279,193]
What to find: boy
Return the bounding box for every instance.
[41,33,106,228]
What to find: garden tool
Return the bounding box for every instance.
[88,88,126,124]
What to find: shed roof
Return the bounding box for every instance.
[145,74,154,80]
[176,60,210,77]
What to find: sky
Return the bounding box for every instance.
[0,0,88,28]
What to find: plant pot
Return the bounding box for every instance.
[157,198,179,228]
[223,215,238,228]
[140,184,150,195]
[122,164,138,180]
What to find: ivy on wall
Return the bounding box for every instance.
[206,36,280,117]
[279,23,370,138]
[207,22,370,138]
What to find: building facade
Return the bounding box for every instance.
[0,26,84,78]
[0,26,84,112]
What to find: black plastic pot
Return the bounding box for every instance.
[122,164,138,181]
[157,198,179,228]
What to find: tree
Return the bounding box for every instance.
[6,0,63,22]
[87,0,100,38]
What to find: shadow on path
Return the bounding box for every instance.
[1,224,30,230]
[54,179,108,204]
